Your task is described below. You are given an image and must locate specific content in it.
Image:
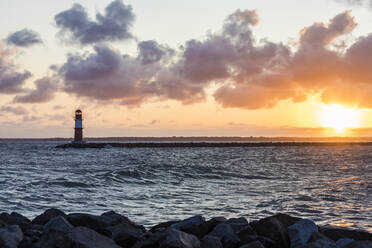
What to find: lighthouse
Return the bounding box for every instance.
[74,109,83,143]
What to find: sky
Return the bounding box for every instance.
[1,0,372,138]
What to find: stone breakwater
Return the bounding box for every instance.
[0,210,371,248]
[56,142,372,149]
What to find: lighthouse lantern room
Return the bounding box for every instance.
[74,109,84,143]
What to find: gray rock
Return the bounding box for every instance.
[201,235,223,248]
[32,209,66,226]
[336,238,354,247]
[320,227,372,242]
[0,225,24,248]
[170,215,205,234]
[240,241,265,248]
[150,220,179,233]
[192,217,227,238]
[67,226,122,248]
[342,240,372,248]
[106,222,145,247]
[250,213,301,248]
[43,216,73,233]
[306,239,338,248]
[226,217,249,233]
[37,229,72,248]
[209,223,240,248]
[160,228,201,248]
[101,211,145,232]
[0,213,31,230]
[288,219,318,247]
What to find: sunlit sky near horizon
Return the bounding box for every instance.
[1,0,372,138]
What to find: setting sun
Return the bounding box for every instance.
[319,104,361,133]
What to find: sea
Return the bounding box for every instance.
[0,141,371,231]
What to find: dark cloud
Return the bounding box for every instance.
[0,106,28,115]
[55,0,135,45]
[6,29,42,47]
[0,43,32,94]
[13,77,59,103]
[138,40,174,65]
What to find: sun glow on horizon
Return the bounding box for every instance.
[319,104,362,133]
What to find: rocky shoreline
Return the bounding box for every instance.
[0,210,371,248]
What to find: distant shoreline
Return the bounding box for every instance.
[56,141,372,149]
[4,136,372,142]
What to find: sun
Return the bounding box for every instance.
[319,104,361,133]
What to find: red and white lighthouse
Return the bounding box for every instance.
[74,109,83,143]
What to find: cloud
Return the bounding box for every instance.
[55,0,135,45]
[0,106,28,115]
[6,29,42,47]
[55,9,372,110]
[336,0,372,7]
[13,77,59,103]
[0,42,32,94]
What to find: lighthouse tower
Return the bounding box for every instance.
[74,109,83,143]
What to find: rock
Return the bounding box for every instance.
[106,222,145,248]
[250,214,300,248]
[0,212,31,230]
[288,219,318,247]
[240,241,265,248]
[209,223,240,248]
[44,216,74,233]
[101,211,146,232]
[226,217,249,233]
[0,225,24,248]
[18,236,33,248]
[191,217,227,238]
[201,235,223,248]
[32,208,66,226]
[341,240,372,248]
[237,225,258,244]
[336,238,354,247]
[170,215,205,234]
[133,230,167,248]
[150,220,179,233]
[67,213,110,236]
[23,224,43,243]
[160,228,200,248]
[67,226,122,248]
[305,231,337,247]
[320,227,372,242]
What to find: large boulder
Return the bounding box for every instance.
[288,219,318,247]
[170,215,205,234]
[250,213,301,248]
[0,212,31,230]
[106,222,145,248]
[160,228,201,248]
[305,231,337,248]
[150,221,179,233]
[0,225,24,248]
[32,209,66,226]
[240,241,265,248]
[209,223,240,248]
[44,216,74,233]
[225,217,249,233]
[67,226,122,248]
[341,240,372,248]
[201,235,223,248]
[101,211,145,231]
[192,217,227,238]
[319,227,372,242]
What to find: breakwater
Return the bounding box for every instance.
[0,209,371,248]
[56,141,372,148]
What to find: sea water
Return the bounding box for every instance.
[0,141,370,231]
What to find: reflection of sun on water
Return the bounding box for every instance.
[319,104,361,133]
